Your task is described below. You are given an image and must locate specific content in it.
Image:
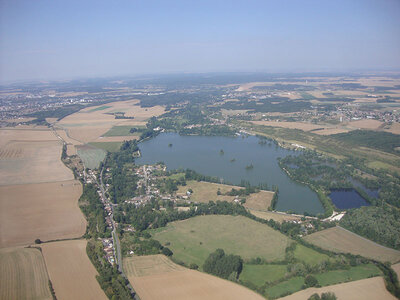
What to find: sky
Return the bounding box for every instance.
[1,0,400,83]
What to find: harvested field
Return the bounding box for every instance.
[0,180,86,248]
[0,129,73,185]
[41,240,107,300]
[53,128,82,156]
[347,119,384,130]
[57,100,164,143]
[386,122,400,135]
[124,254,183,277]
[76,144,106,169]
[0,247,51,300]
[278,277,396,300]
[249,209,301,223]
[304,226,400,263]
[252,121,325,132]
[152,215,290,267]
[244,191,274,211]
[124,254,264,300]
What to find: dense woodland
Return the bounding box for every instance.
[340,206,400,250]
[203,249,243,280]
[333,130,400,154]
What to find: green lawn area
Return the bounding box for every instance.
[168,172,186,180]
[88,105,111,112]
[265,276,304,299]
[89,142,123,153]
[314,263,381,286]
[240,264,287,286]
[76,145,106,169]
[264,264,381,299]
[151,215,290,268]
[294,244,330,265]
[102,125,143,137]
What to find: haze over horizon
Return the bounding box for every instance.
[1,0,400,84]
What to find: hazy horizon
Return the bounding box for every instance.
[1,0,400,84]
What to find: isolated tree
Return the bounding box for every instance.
[304,274,318,287]
[34,238,42,244]
[162,247,173,256]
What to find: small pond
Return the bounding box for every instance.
[329,189,370,209]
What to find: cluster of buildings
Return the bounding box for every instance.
[84,168,116,265]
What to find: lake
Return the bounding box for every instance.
[329,189,370,209]
[136,133,324,215]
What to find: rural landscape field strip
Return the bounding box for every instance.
[152,215,290,267]
[124,254,265,300]
[41,240,107,300]
[304,226,400,263]
[0,247,52,300]
[0,180,86,248]
[277,277,397,300]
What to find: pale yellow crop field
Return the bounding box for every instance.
[278,277,396,300]
[0,128,73,185]
[0,180,86,248]
[41,240,107,300]
[57,99,164,143]
[124,254,265,300]
[0,247,52,300]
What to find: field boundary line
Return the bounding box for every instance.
[337,226,400,256]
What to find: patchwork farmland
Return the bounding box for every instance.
[124,254,265,300]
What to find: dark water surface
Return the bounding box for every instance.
[136,133,324,214]
[329,189,370,209]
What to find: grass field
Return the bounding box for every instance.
[88,105,112,112]
[76,144,106,169]
[266,276,304,299]
[0,247,52,300]
[0,180,86,248]
[102,125,142,137]
[240,264,287,286]
[41,240,107,300]
[124,254,265,300]
[314,264,381,286]
[266,264,381,299]
[278,277,396,300]
[304,226,400,263]
[89,141,123,152]
[293,244,330,265]
[152,215,290,267]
